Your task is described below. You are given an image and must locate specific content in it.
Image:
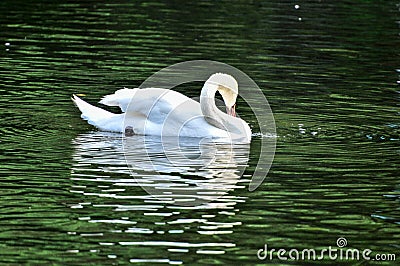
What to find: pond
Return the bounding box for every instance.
[0,0,399,265]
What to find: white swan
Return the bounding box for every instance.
[72,73,252,143]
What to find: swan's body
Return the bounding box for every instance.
[72,73,251,143]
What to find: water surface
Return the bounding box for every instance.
[0,0,399,265]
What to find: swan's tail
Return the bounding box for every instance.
[72,95,124,132]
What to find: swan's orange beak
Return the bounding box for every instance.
[226,104,236,117]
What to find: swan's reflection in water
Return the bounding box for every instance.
[70,132,251,262]
[124,134,250,206]
[72,132,250,206]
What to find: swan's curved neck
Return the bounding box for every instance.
[200,83,245,135]
[200,83,224,129]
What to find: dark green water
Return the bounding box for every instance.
[1,0,399,265]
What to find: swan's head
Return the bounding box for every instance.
[206,73,238,117]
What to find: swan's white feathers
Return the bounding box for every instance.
[72,94,124,132]
[73,74,252,143]
[99,88,138,112]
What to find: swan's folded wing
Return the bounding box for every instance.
[100,88,203,133]
[100,88,194,115]
[99,88,139,112]
[126,88,195,122]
